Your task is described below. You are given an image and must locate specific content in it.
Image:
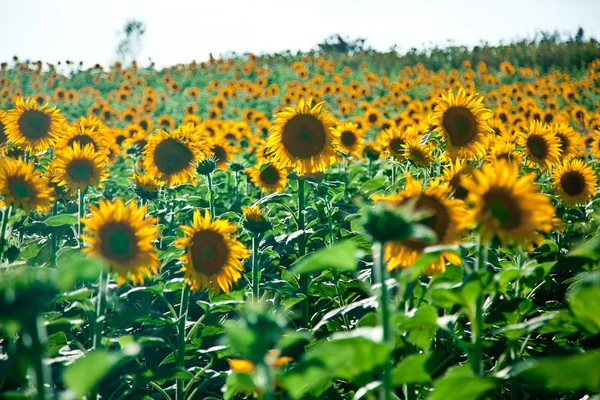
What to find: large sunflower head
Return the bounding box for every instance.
[82,198,160,286]
[143,127,201,187]
[266,97,339,175]
[516,120,562,170]
[551,123,581,160]
[461,159,556,246]
[429,88,493,160]
[0,157,53,215]
[375,175,468,274]
[4,97,66,154]
[246,162,289,193]
[551,158,597,207]
[174,209,250,294]
[335,121,365,158]
[50,143,109,195]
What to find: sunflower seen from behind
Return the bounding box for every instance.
[50,143,109,195]
[461,159,555,246]
[551,158,597,207]
[266,97,338,175]
[0,157,53,215]
[174,209,250,294]
[4,97,66,154]
[82,198,160,286]
[429,88,493,160]
[143,126,201,187]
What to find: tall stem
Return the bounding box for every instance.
[28,317,52,400]
[78,188,86,245]
[373,242,392,400]
[176,285,190,400]
[471,235,487,377]
[0,205,12,262]
[252,235,260,303]
[207,173,215,217]
[90,269,109,399]
[297,180,309,326]
[50,203,58,267]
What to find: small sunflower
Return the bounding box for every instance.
[377,127,414,160]
[242,205,271,234]
[132,173,164,201]
[335,122,365,158]
[4,97,66,153]
[551,123,581,160]
[0,158,53,215]
[246,162,289,193]
[516,120,561,170]
[485,139,524,165]
[174,209,250,294]
[266,97,338,175]
[403,137,434,167]
[82,198,160,286]
[375,175,468,275]
[551,159,597,207]
[50,143,109,195]
[143,127,201,187]
[440,158,473,200]
[429,88,493,159]
[461,159,555,246]
[205,136,234,170]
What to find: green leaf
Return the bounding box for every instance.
[569,283,600,334]
[431,365,497,400]
[392,353,434,385]
[398,304,440,351]
[56,248,105,290]
[507,351,600,392]
[358,177,387,194]
[63,350,121,397]
[292,239,357,274]
[44,214,79,227]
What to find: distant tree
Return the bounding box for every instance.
[116,20,146,64]
[317,35,368,54]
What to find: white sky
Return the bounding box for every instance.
[1,0,598,68]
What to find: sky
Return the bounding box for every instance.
[1,0,598,68]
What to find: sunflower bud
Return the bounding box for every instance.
[196,155,217,176]
[230,161,246,173]
[242,205,271,234]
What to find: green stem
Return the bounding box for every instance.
[234,171,240,205]
[0,205,12,262]
[28,317,52,400]
[252,235,260,303]
[471,235,487,377]
[390,163,396,186]
[334,276,351,331]
[373,242,392,400]
[50,203,58,267]
[297,180,309,327]
[90,269,109,400]
[207,173,215,217]
[78,188,86,246]
[176,285,190,400]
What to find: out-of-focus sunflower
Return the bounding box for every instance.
[461,159,555,246]
[440,158,473,200]
[429,88,493,159]
[82,198,160,286]
[403,137,434,167]
[132,173,164,201]
[364,107,382,127]
[143,127,201,187]
[376,127,413,160]
[0,157,53,215]
[516,120,561,170]
[485,139,524,164]
[551,158,597,207]
[362,141,382,161]
[4,97,65,153]
[375,174,468,275]
[174,209,250,294]
[551,123,581,160]
[0,110,8,148]
[56,124,109,154]
[266,97,338,175]
[50,143,109,195]
[246,162,289,193]
[335,122,364,158]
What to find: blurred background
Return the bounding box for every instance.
[1,0,599,67]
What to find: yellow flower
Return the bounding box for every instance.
[50,143,109,195]
[551,158,597,207]
[174,209,250,294]
[82,198,160,286]
[0,157,53,215]
[335,121,365,158]
[516,120,561,170]
[246,162,289,193]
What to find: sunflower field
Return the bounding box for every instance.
[1,44,600,400]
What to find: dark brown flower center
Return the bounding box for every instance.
[190,230,229,275]
[67,135,97,151]
[526,135,549,159]
[99,222,139,263]
[67,158,95,182]
[9,177,33,200]
[260,165,281,185]
[154,138,193,175]
[400,194,449,251]
[341,131,357,147]
[560,171,586,196]
[281,114,326,159]
[482,188,522,229]
[442,106,477,147]
[18,110,51,140]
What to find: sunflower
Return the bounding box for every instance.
[516,120,562,170]
[376,127,414,160]
[440,158,473,200]
[246,162,289,193]
[157,115,175,130]
[266,97,338,175]
[0,157,53,215]
[429,88,493,159]
[50,143,109,195]
[205,135,234,170]
[485,139,524,165]
[551,159,597,207]
[375,175,468,274]
[132,173,164,201]
[403,137,434,167]
[174,209,250,294]
[461,159,555,246]
[362,141,382,161]
[143,127,201,187]
[0,110,8,148]
[4,97,65,153]
[551,124,581,160]
[364,108,382,127]
[56,124,109,154]
[335,122,364,158]
[82,198,160,286]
